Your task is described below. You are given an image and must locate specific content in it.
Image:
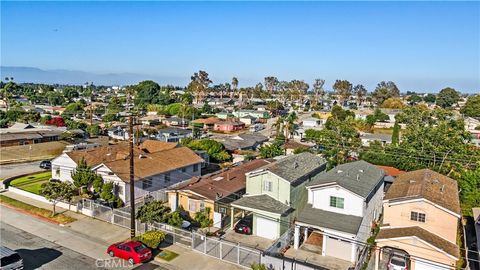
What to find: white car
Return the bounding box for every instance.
[387,255,408,270]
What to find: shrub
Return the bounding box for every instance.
[140,230,165,249]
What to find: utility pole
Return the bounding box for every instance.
[127,93,136,239]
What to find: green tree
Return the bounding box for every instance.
[423,93,436,103]
[283,112,299,141]
[47,91,65,106]
[407,94,423,105]
[460,95,480,117]
[391,122,400,146]
[372,81,400,105]
[63,87,80,101]
[381,97,405,109]
[63,102,84,116]
[194,207,213,228]
[71,159,102,190]
[457,168,480,216]
[86,124,100,137]
[136,200,171,224]
[305,118,361,167]
[259,142,284,158]
[167,211,184,227]
[133,80,161,107]
[332,80,352,106]
[354,84,367,107]
[366,109,390,125]
[185,139,231,162]
[188,71,212,104]
[436,87,460,109]
[41,181,77,216]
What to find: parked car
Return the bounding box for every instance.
[0,246,23,270]
[387,254,408,270]
[234,216,252,235]
[107,241,152,265]
[39,160,51,170]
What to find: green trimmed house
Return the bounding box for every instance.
[230,152,327,240]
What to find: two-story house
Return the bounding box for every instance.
[375,169,460,270]
[230,153,327,240]
[51,140,204,203]
[292,161,385,264]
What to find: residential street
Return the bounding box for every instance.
[0,222,99,270]
[0,160,43,179]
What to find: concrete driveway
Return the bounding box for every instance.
[222,229,274,251]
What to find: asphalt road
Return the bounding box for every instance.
[1,222,99,270]
[0,160,44,180]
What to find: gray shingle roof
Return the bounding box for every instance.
[262,152,327,184]
[296,204,363,235]
[231,194,292,215]
[307,160,384,198]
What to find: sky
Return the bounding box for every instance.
[1,1,480,93]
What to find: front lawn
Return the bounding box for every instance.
[0,195,76,224]
[155,249,179,261]
[10,171,52,195]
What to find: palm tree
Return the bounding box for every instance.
[271,116,284,137]
[283,112,298,141]
[231,77,238,97]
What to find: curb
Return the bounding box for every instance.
[0,202,61,225]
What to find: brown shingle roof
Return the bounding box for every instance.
[193,117,219,125]
[106,147,204,182]
[177,159,271,201]
[66,140,201,182]
[377,226,459,258]
[376,165,405,177]
[384,169,461,214]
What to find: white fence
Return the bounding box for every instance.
[192,232,262,268]
[8,186,79,212]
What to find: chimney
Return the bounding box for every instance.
[356,174,360,181]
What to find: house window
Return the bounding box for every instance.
[330,196,344,209]
[219,207,226,214]
[142,178,152,189]
[189,200,197,212]
[116,185,124,196]
[193,164,199,172]
[55,167,60,177]
[410,211,426,223]
[199,202,205,211]
[181,167,186,173]
[263,181,273,192]
[165,173,170,183]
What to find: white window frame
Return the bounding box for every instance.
[263,181,273,192]
[330,196,345,209]
[410,211,426,223]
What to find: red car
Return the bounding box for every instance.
[107,241,152,264]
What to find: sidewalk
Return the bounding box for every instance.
[1,191,244,270]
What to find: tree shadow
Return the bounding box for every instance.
[15,247,62,269]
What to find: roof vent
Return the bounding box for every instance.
[294,162,299,169]
[409,180,415,183]
[440,184,445,193]
[356,174,360,181]
[138,154,147,159]
[359,169,364,173]
[213,177,224,181]
[337,170,343,174]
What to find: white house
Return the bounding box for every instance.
[302,118,322,128]
[51,140,204,203]
[293,161,385,264]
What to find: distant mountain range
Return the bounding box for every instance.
[0,66,188,86]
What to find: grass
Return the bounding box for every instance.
[0,195,76,224]
[155,249,178,262]
[10,171,51,195]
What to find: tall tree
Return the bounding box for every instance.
[461,95,480,117]
[353,84,367,107]
[372,81,400,105]
[332,80,352,106]
[312,79,325,108]
[231,77,239,96]
[436,87,460,109]
[41,181,77,216]
[188,71,212,104]
[264,76,279,93]
[133,80,161,106]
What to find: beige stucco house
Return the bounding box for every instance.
[375,169,461,270]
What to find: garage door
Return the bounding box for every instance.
[255,216,278,240]
[415,259,450,270]
[325,236,352,262]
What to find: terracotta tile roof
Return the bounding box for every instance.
[66,140,201,182]
[384,169,460,214]
[376,165,405,177]
[377,226,459,258]
[177,159,271,201]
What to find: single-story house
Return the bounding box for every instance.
[154,127,192,142]
[167,159,271,228]
[360,133,393,146]
[0,123,64,147]
[213,133,268,152]
[192,117,219,130]
[302,118,322,128]
[162,117,189,128]
[214,120,245,132]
